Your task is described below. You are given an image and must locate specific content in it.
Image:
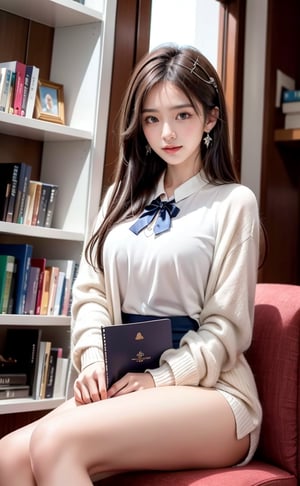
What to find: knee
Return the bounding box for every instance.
[0,433,27,481]
[30,419,66,477]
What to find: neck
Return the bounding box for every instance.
[164,165,200,197]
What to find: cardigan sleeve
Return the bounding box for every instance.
[147,186,260,388]
[71,186,115,373]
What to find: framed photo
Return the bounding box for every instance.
[34,80,65,124]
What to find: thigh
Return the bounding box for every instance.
[37,386,249,475]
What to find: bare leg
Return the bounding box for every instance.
[0,398,80,486]
[29,386,249,485]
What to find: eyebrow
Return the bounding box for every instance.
[142,103,193,113]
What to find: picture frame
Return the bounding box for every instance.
[34,79,65,124]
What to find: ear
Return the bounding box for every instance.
[205,106,219,132]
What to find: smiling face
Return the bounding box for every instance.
[142,81,217,175]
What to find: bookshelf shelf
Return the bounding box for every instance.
[0,0,103,28]
[0,222,84,242]
[0,113,92,142]
[0,314,70,326]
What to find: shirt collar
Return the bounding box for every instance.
[153,170,209,203]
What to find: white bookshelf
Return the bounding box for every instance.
[0,0,117,412]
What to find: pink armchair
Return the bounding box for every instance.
[98,284,300,485]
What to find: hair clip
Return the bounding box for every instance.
[189,57,219,93]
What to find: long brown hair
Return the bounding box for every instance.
[86,44,238,270]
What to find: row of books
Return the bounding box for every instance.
[0,244,78,315]
[0,61,39,118]
[282,89,300,129]
[0,328,70,400]
[0,162,58,227]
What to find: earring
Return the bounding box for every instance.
[145,144,151,156]
[203,132,212,148]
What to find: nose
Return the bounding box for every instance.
[161,122,176,143]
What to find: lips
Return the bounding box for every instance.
[162,146,182,154]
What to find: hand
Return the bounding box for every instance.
[107,371,155,398]
[74,362,107,404]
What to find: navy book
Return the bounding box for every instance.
[102,318,172,389]
[0,243,32,314]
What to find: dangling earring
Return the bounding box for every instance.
[203,132,212,148]
[145,144,151,156]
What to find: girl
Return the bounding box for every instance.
[0,44,262,485]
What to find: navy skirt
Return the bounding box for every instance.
[121,312,199,349]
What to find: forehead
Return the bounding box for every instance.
[143,81,191,109]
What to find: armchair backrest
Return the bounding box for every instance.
[246,283,300,478]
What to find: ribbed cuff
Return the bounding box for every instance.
[146,362,175,387]
[81,347,103,370]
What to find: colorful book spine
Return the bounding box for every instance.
[282,89,300,103]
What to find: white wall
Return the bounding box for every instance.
[240,0,268,204]
[149,0,220,69]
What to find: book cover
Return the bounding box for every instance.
[30,257,46,315]
[45,347,63,399]
[20,65,32,116]
[40,268,50,315]
[53,271,65,316]
[102,318,172,389]
[24,180,38,225]
[44,184,59,228]
[24,265,40,315]
[12,162,31,224]
[46,266,60,315]
[16,164,32,224]
[32,340,50,399]
[25,65,39,119]
[0,243,32,314]
[5,163,20,223]
[36,182,52,227]
[39,341,52,399]
[0,255,15,314]
[30,181,43,226]
[0,255,8,312]
[0,385,30,399]
[0,373,27,386]
[4,328,42,394]
[6,71,16,114]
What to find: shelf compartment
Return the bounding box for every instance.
[0,0,103,28]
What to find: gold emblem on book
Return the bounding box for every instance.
[135,332,144,340]
[131,351,151,363]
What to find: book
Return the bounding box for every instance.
[44,184,59,228]
[5,163,20,223]
[30,181,43,226]
[0,373,27,386]
[25,65,39,118]
[24,180,39,225]
[46,259,77,316]
[282,101,300,114]
[0,385,30,399]
[36,182,52,227]
[3,328,42,394]
[0,68,12,112]
[284,113,300,129]
[40,268,50,315]
[0,61,26,116]
[39,341,52,399]
[101,318,172,389]
[45,347,63,398]
[53,271,66,315]
[12,163,32,224]
[32,340,50,399]
[282,89,300,103]
[30,257,46,315]
[24,265,40,315]
[53,357,70,398]
[46,266,60,315]
[0,255,15,314]
[0,243,33,314]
